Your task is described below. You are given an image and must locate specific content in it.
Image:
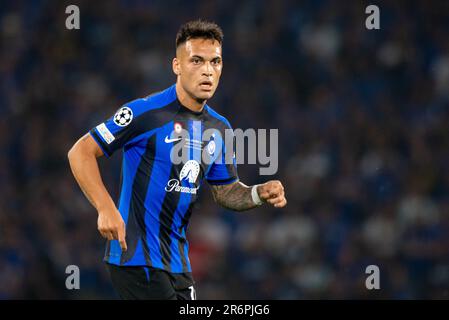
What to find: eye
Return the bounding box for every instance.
[212,59,221,66]
[192,58,201,64]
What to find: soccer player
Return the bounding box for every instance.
[68,19,287,300]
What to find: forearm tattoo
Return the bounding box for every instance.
[211,181,258,212]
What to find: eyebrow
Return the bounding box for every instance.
[190,55,222,61]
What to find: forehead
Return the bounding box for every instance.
[178,38,222,58]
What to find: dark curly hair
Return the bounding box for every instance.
[176,19,223,48]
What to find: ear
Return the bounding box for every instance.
[172,57,180,76]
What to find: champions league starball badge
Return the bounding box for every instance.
[113,106,133,127]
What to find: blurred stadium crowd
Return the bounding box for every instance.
[0,0,448,299]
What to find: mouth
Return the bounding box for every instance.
[199,80,213,91]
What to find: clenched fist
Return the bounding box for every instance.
[257,180,287,208]
[97,207,127,251]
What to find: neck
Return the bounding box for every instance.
[175,81,206,112]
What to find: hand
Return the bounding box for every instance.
[97,207,127,251]
[257,180,287,208]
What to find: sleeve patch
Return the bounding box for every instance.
[113,106,133,126]
[96,123,115,144]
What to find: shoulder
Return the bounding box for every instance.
[205,105,233,129]
[123,84,178,118]
[114,85,179,133]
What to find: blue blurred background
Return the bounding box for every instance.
[0,0,448,299]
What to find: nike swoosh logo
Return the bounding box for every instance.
[164,136,182,143]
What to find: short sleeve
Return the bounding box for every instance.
[89,99,145,157]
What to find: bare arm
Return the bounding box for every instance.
[67,133,127,250]
[210,181,256,212]
[210,180,287,212]
[68,133,111,210]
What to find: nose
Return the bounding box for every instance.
[202,62,213,77]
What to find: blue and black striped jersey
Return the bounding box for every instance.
[89,84,238,273]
